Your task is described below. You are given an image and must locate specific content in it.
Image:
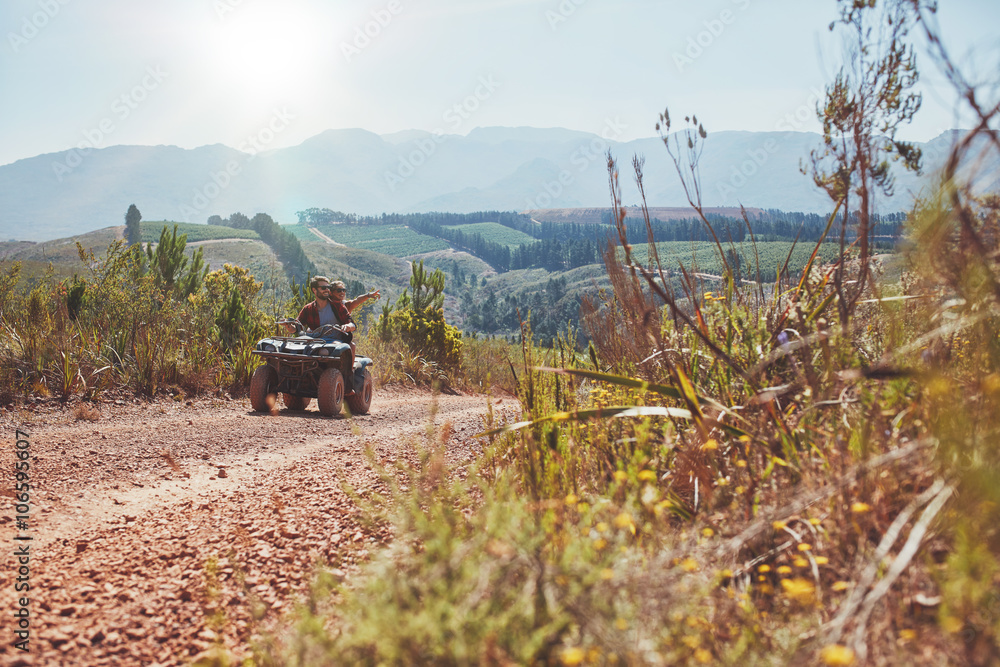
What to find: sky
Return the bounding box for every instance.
[1,0,998,167]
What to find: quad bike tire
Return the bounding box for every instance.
[250,365,278,412]
[346,367,373,415]
[282,393,311,411]
[317,367,344,417]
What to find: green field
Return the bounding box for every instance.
[409,250,495,278]
[282,223,318,241]
[309,224,449,257]
[626,241,842,279]
[449,222,538,249]
[141,221,259,243]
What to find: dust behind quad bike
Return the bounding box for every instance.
[0,386,519,666]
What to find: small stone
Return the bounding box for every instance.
[218,468,228,479]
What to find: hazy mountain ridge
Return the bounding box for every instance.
[1,127,995,241]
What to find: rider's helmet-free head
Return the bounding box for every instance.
[310,275,331,290]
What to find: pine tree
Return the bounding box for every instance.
[125,204,142,246]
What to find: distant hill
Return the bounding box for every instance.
[0,126,996,241]
[527,207,767,225]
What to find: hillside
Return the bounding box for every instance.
[2,209,902,341]
[527,206,766,225]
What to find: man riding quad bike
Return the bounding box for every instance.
[249,277,380,417]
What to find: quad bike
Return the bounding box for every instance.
[249,319,374,417]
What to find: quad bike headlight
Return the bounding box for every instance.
[317,348,330,357]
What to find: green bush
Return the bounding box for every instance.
[376,261,463,372]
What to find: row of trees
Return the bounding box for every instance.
[209,212,315,279]
[295,208,358,225]
[297,206,909,278]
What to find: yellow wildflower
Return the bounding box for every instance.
[736,459,747,467]
[819,644,855,666]
[560,647,586,666]
[638,469,657,482]
[681,557,699,572]
[793,558,809,568]
[772,520,787,531]
[831,581,850,592]
[596,522,609,533]
[565,493,579,505]
[942,616,964,633]
[809,517,821,525]
[777,565,792,574]
[615,618,628,630]
[614,512,635,534]
[797,543,812,551]
[781,577,816,604]
[851,502,871,514]
[815,556,829,565]
[758,564,771,573]
[701,439,719,451]
[702,527,715,538]
[694,648,713,664]
[614,470,628,482]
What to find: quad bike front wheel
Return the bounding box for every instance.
[250,365,278,412]
[317,367,344,417]
[282,393,311,411]
[346,367,373,415]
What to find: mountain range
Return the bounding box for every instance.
[1,126,997,241]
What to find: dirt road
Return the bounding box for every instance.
[0,388,519,666]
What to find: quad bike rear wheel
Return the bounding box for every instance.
[282,393,311,411]
[346,368,373,415]
[317,367,344,417]
[250,365,277,412]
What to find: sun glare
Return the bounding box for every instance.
[210,5,328,107]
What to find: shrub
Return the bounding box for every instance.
[376,261,463,372]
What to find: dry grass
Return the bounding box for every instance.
[72,402,101,422]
